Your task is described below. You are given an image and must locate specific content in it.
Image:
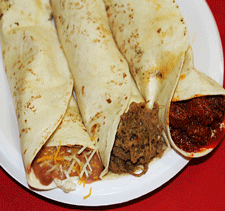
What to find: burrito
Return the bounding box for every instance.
[0,0,103,192]
[167,47,225,157]
[103,0,189,137]
[51,0,166,177]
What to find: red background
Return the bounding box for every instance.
[1,1,225,210]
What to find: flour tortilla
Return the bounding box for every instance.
[167,46,225,157]
[0,0,95,190]
[104,0,189,137]
[51,0,167,177]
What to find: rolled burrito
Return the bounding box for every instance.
[0,0,103,192]
[51,0,167,177]
[103,0,189,137]
[168,47,225,157]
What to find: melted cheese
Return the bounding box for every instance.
[33,141,101,194]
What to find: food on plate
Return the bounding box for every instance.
[51,0,167,177]
[109,102,163,176]
[103,0,189,138]
[167,47,225,157]
[0,0,103,192]
[1,0,223,197]
[104,0,225,157]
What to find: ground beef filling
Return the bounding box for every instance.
[169,95,225,152]
[32,146,103,186]
[109,102,164,176]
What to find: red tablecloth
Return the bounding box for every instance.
[1,1,225,210]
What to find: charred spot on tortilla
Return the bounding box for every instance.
[0,1,12,18]
[91,123,100,136]
[32,145,103,186]
[156,70,163,78]
[82,85,85,95]
[169,95,225,153]
[106,98,112,103]
[109,102,164,176]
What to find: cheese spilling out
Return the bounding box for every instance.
[32,144,103,192]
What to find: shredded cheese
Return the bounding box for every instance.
[35,142,100,196]
[39,160,49,167]
[46,164,57,173]
[73,162,81,174]
[83,187,92,199]
[78,145,87,154]
[86,150,92,155]
[37,155,54,163]
[37,155,64,163]
[67,159,76,175]
[73,154,81,165]
[80,146,98,178]
[54,140,62,164]
[59,164,63,174]
[78,177,86,188]
[84,154,92,171]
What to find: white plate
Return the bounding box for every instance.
[0,0,223,206]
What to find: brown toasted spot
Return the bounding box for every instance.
[82,86,85,95]
[91,123,100,136]
[156,71,163,78]
[172,95,180,101]
[21,127,31,133]
[90,112,103,122]
[31,94,41,99]
[27,164,31,174]
[33,148,37,156]
[180,74,186,80]
[106,98,112,103]
[93,39,100,43]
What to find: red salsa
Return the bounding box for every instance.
[169,95,225,152]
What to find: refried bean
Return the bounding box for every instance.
[169,95,225,152]
[32,146,103,186]
[109,102,164,176]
